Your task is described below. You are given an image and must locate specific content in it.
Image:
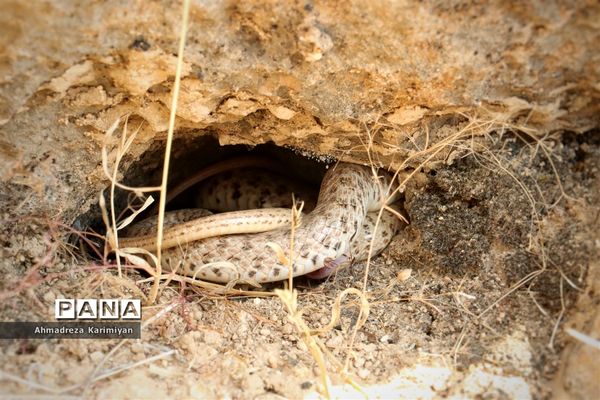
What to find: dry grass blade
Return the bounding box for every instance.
[310,288,370,335]
[102,118,158,194]
[287,196,304,289]
[98,0,192,303]
[150,0,191,305]
[275,288,331,399]
[565,328,600,350]
[116,196,155,231]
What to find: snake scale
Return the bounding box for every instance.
[119,161,401,284]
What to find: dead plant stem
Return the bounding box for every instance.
[150,0,191,304]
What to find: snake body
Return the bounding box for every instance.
[194,168,317,212]
[143,162,401,283]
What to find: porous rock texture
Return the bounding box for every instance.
[1,1,599,398]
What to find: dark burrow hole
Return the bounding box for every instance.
[76,135,334,255]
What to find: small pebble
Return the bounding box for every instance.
[259,328,270,337]
[89,351,104,363]
[325,335,343,348]
[282,324,293,335]
[267,354,280,368]
[353,357,365,368]
[358,369,370,379]
[130,342,144,354]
